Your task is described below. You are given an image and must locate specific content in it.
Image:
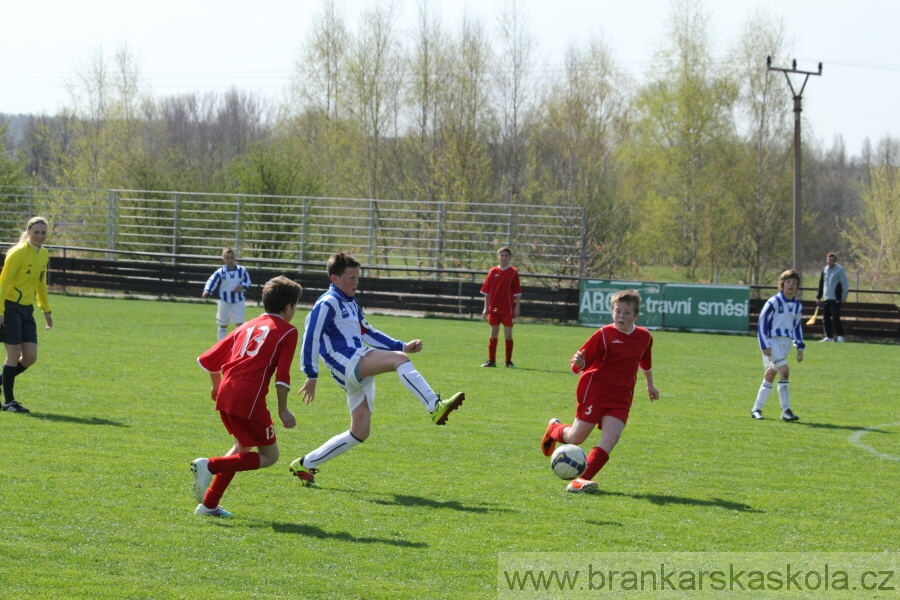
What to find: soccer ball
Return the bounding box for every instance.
[550,444,587,480]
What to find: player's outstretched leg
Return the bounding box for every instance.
[432,392,465,425]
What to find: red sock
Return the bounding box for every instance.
[581,447,610,481]
[203,471,236,508]
[208,452,261,474]
[505,339,514,363]
[550,421,568,442]
[488,338,498,362]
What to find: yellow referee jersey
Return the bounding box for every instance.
[0,241,51,315]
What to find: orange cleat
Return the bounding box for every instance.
[541,418,561,457]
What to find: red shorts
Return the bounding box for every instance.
[220,411,276,448]
[488,313,514,327]
[575,403,630,427]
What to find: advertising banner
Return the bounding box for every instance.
[579,280,750,333]
[578,280,664,328]
[662,284,750,332]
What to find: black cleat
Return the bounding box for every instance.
[781,409,799,422]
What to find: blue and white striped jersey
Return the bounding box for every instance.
[204,265,251,303]
[757,291,806,350]
[300,284,404,387]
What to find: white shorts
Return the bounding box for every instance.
[216,300,246,327]
[343,348,376,413]
[762,337,793,370]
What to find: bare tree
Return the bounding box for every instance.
[434,14,495,206]
[343,0,403,199]
[629,0,738,281]
[844,136,900,288]
[400,0,452,202]
[726,9,793,284]
[290,0,350,120]
[492,0,537,206]
[531,35,630,277]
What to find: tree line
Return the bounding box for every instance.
[0,0,898,288]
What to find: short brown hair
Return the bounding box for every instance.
[498,247,512,256]
[610,290,641,315]
[262,276,302,313]
[778,270,801,290]
[326,252,361,277]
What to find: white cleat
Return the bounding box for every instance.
[195,503,231,517]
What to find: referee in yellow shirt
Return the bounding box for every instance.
[0,216,53,413]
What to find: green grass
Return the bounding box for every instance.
[0,294,897,599]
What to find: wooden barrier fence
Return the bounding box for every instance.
[9,255,898,340]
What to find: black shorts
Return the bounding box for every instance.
[2,301,38,346]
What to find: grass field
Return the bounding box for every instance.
[0,294,897,599]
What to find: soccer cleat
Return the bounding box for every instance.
[190,458,213,502]
[751,409,764,420]
[836,336,845,342]
[820,337,833,342]
[566,478,599,494]
[195,503,231,517]
[505,361,516,368]
[3,401,30,413]
[432,392,465,425]
[781,409,799,422]
[289,458,321,488]
[541,418,562,456]
[481,361,497,367]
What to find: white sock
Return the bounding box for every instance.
[217,326,227,341]
[302,431,363,468]
[777,380,790,410]
[753,381,773,411]
[396,361,438,412]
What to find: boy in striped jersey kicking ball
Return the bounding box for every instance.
[751,269,805,422]
[289,252,465,488]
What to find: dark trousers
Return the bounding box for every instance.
[823,300,844,338]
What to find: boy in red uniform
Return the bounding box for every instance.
[480,247,522,367]
[191,275,302,516]
[540,290,659,493]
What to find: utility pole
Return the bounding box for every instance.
[767,56,822,275]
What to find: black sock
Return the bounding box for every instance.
[0,363,26,386]
[3,364,18,405]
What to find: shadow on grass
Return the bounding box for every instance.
[794,421,891,433]
[24,412,129,427]
[585,520,624,527]
[370,493,516,514]
[597,490,764,513]
[271,522,427,547]
[492,366,567,375]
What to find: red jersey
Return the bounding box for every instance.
[480,266,522,315]
[197,313,298,424]
[574,324,653,409]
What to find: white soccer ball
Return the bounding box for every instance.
[550,444,587,480]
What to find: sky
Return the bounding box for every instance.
[3,0,900,155]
